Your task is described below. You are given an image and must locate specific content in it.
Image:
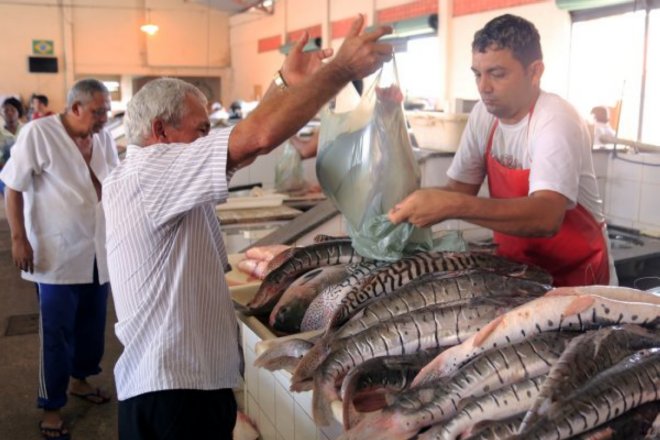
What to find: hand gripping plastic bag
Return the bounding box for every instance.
[315,60,433,261]
[275,140,305,193]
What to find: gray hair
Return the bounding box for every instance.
[66,78,109,109]
[124,77,207,146]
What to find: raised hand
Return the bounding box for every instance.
[330,14,393,81]
[281,32,334,87]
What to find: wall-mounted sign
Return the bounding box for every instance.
[32,40,54,56]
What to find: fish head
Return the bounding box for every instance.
[271,300,307,333]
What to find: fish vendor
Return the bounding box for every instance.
[389,14,616,287]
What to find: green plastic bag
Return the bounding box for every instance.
[316,59,433,261]
[275,140,305,193]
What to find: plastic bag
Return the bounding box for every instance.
[275,140,306,193]
[315,59,433,261]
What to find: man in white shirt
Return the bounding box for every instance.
[389,14,615,287]
[1,79,118,440]
[103,15,392,439]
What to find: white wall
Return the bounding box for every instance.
[0,0,231,111]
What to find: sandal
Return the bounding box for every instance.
[39,420,70,440]
[70,387,111,404]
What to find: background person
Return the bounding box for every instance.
[590,105,615,147]
[0,79,117,440]
[0,97,26,193]
[31,94,54,120]
[389,14,616,287]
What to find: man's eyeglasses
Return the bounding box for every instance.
[87,107,109,118]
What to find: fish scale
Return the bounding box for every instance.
[312,297,529,426]
[517,349,660,440]
[420,375,547,440]
[340,333,570,440]
[462,415,525,440]
[301,261,388,331]
[413,291,660,386]
[326,251,551,332]
[335,271,550,339]
[520,325,660,431]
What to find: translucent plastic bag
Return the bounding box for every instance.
[275,140,305,193]
[315,59,433,260]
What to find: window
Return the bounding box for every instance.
[394,36,442,109]
[567,5,659,145]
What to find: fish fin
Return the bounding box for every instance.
[291,340,331,387]
[254,338,313,370]
[342,380,387,429]
[564,295,596,316]
[312,373,337,426]
[473,315,505,347]
[292,378,314,392]
[265,247,297,273]
[411,358,443,387]
[543,287,580,297]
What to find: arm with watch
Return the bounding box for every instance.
[227,14,392,171]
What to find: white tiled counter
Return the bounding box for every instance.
[239,315,344,440]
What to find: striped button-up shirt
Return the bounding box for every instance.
[103,127,241,401]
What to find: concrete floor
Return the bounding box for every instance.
[0,194,120,439]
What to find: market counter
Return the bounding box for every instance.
[228,255,343,440]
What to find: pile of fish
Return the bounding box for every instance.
[244,240,660,439]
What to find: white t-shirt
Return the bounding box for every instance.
[448,91,604,223]
[0,115,118,284]
[104,127,241,400]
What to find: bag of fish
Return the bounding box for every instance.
[275,140,306,193]
[316,58,432,261]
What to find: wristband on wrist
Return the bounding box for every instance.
[273,70,288,90]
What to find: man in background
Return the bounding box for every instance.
[1,79,117,440]
[31,94,54,120]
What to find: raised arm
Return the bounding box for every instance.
[227,15,392,170]
[4,187,34,272]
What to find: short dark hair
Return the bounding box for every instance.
[3,97,24,118]
[34,94,49,106]
[472,14,542,67]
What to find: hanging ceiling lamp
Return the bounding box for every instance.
[140,9,159,36]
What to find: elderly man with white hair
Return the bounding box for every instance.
[2,78,117,440]
[103,15,393,439]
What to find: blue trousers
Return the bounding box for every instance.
[37,265,109,410]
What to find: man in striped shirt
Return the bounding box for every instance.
[104,15,392,439]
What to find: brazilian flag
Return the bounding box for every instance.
[32,40,54,56]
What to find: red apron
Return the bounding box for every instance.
[485,119,609,287]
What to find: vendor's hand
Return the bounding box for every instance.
[388,188,460,228]
[330,14,393,81]
[11,237,34,273]
[281,32,334,87]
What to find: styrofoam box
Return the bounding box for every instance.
[406,111,468,152]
